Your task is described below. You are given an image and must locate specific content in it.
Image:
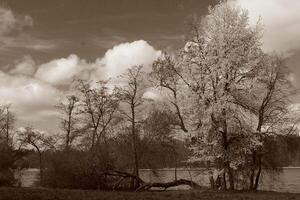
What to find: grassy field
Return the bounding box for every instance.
[0,188,299,200]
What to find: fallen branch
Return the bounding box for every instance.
[95,169,201,191]
[136,179,201,191]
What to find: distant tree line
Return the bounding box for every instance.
[1,0,300,191]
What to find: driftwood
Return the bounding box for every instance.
[97,170,201,191]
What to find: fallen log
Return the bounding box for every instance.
[136,179,201,191]
[95,169,201,191]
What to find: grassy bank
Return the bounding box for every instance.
[0,188,299,200]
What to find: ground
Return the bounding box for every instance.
[0,188,299,200]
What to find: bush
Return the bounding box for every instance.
[0,148,16,186]
[43,150,115,189]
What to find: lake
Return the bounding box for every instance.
[18,168,300,193]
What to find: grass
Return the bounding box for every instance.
[0,187,299,200]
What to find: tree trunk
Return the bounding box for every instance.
[209,175,215,189]
[131,104,139,189]
[226,163,235,190]
[221,110,234,190]
[249,151,256,190]
[254,153,262,190]
[38,151,43,185]
[222,171,227,190]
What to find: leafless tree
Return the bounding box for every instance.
[18,127,57,185]
[115,66,147,188]
[56,95,80,151]
[151,53,188,133]
[76,80,119,151]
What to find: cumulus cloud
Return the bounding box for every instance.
[0,71,62,127]
[0,40,161,131]
[232,0,300,53]
[94,40,161,79]
[0,71,61,107]
[35,54,92,85]
[9,55,36,76]
[34,40,161,85]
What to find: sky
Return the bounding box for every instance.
[0,0,300,133]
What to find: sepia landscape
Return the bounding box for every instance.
[0,0,300,199]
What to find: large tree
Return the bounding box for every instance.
[150,1,296,190]
[115,66,147,188]
[76,80,119,151]
[56,95,80,151]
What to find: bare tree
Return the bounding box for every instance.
[151,53,189,133]
[232,55,295,190]
[18,127,57,185]
[76,80,119,151]
[56,95,80,151]
[115,66,147,188]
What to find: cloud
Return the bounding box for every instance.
[232,0,300,54]
[34,54,92,85]
[0,40,161,132]
[0,72,61,107]
[95,40,161,79]
[0,71,62,125]
[0,6,55,51]
[0,6,32,36]
[34,40,161,85]
[9,55,36,76]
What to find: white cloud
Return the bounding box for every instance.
[9,55,36,76]
[232,0,300,53]
[0,40,161,131]
[34,54,91,85]
[0,71,61,108]
[0,71,62,128]
[94,40,161,79]
[34,40,161,85]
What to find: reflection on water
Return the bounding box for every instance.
[259,168,300,193]
[18,168,300,193]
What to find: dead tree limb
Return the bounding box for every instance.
[136,179,201,191]
[96,170,201,191]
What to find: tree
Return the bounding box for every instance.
[0,105,25,186]
[115,66,147,188]
[233,55,295,190]
[173,1,297,190]
[151,53,190,133]
[0,105,15,148]
[76,80,119,151]
[56,95,80,151]
[18,127,57,185]
[142,107,184,179]
[173,1,267,190]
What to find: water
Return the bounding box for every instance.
[139,168,300,193]
[18,168,300,193]
[16,168,39,187]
